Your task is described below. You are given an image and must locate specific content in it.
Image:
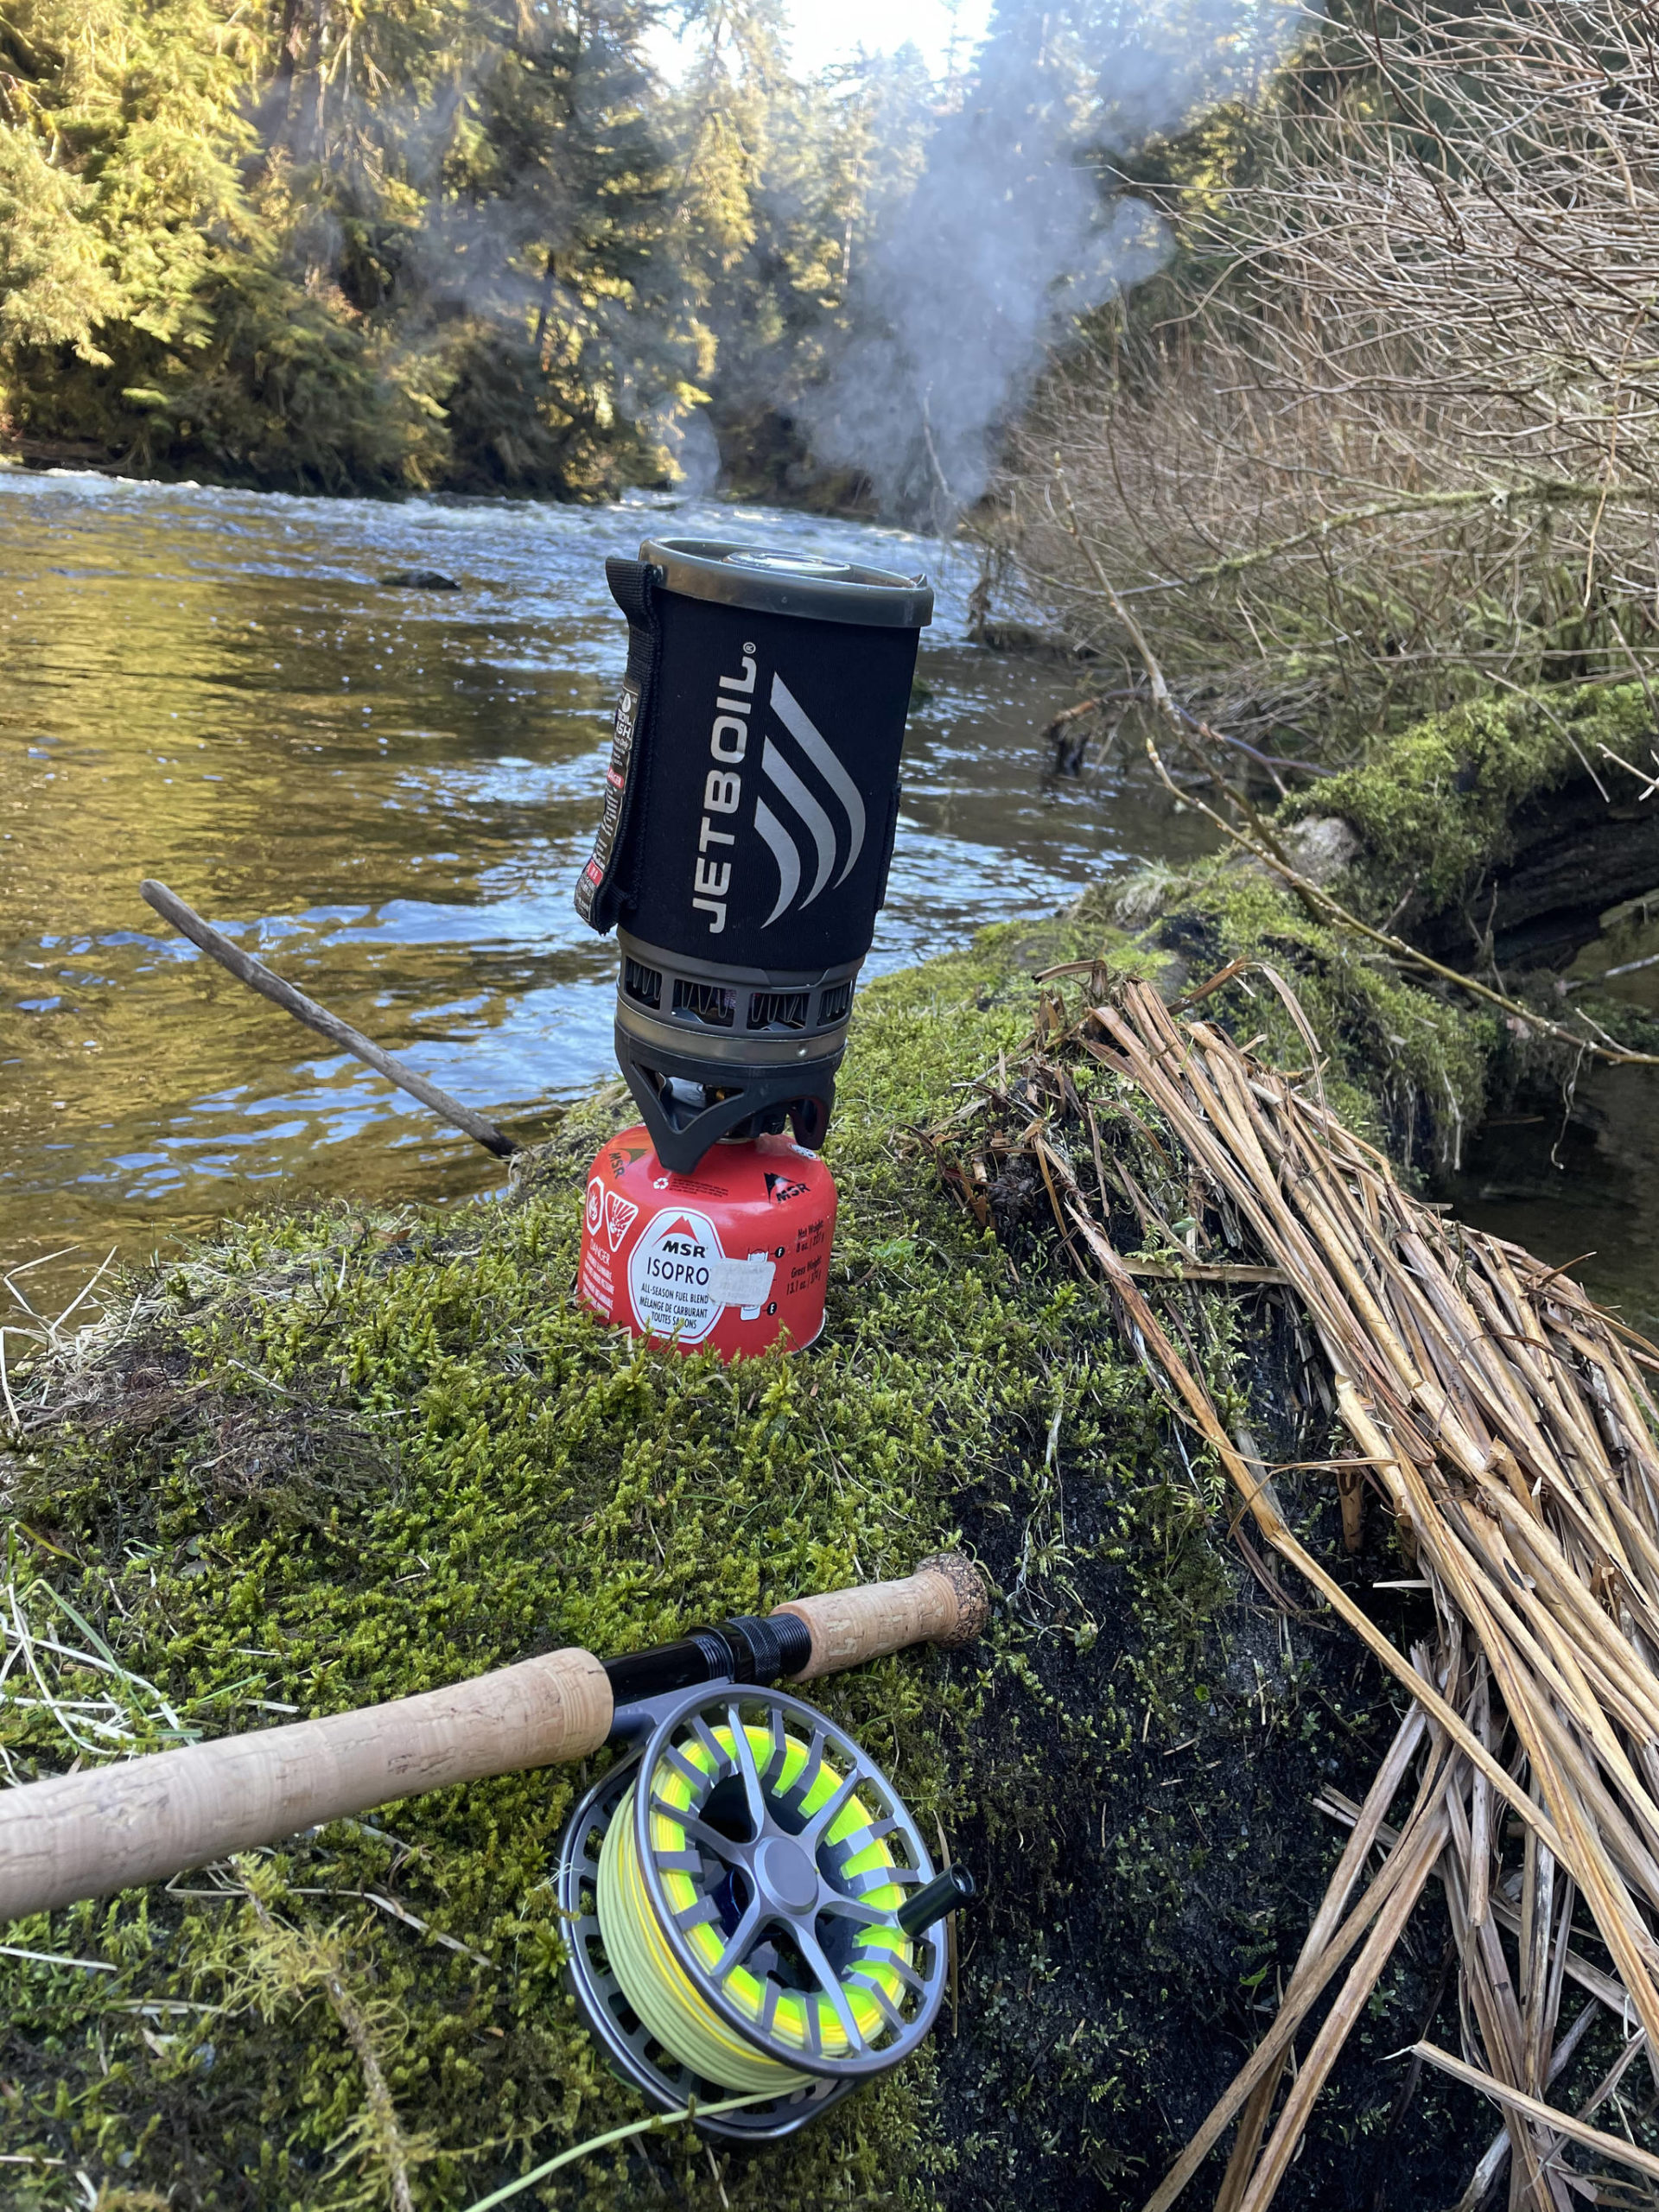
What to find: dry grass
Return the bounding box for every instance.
[997,1,1659,750]
[943,967,1659,2206]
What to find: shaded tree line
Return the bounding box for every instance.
[0,0,931,496]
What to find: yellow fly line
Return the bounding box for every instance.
[595,1719,913,2095]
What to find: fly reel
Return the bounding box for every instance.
[557,1681,967,2140]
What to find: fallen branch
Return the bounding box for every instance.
[140,879,520,1158]
[1141,736,1659,1071]
[1046,460,1659,1071]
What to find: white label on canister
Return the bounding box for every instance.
[709,1255,775,1306]
[627,1210,776,1344]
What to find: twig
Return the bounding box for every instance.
[140,880,520,1157]
[1109,483,1640,600]
[1050,467,1329,797]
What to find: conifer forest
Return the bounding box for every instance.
[0,0,934,496]
[0,0,1285,505]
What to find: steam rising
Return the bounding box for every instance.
[804,0,1312,519]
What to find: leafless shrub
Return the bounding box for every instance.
[999,1,1659,753]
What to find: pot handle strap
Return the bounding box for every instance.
[574,556,663,933]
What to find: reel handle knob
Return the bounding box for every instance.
[771,1552,989,1681]
[898,1864,977,1938]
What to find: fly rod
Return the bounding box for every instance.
[0,1554,987,2140]
[0,1554,985,1923]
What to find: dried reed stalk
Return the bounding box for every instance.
[941,970,1659,2206]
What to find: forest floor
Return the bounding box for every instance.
[3,681,1658,2211]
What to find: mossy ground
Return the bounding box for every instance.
[1072,862,1496,1173]
[1289,680,1656,918]
[3,909,1504,2209]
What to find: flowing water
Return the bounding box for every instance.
[0,467,1212,1311]
[1441,904,1659,1337]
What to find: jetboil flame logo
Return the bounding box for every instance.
[691,657,866,934]
[753,676,867,925]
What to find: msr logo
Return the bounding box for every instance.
[764,1173,809,1205]
[753,674,867,927]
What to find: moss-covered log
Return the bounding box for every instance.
[16,674,1658,2207]
[1287,682,1659,976]
[0,899,1516,2210]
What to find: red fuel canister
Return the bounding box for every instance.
[576,1125,836,1360]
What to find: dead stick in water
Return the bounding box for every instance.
[139,878,519,1159]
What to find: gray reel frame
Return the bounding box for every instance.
[556,1681,950,2141]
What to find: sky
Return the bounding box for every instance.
[647,0,997,82]
[785,0,995,76]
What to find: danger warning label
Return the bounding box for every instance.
[603,1189,638,1251]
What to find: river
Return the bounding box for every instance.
[0,468,1212,1313]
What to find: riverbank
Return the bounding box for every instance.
[5,681,1658,2207]
[1,467,1226,1318]
[0,912,1447,2211]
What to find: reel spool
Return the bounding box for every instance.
[558,1681,956,2140]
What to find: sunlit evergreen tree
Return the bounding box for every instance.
[0,0,931,497]
[0,0,1311,503]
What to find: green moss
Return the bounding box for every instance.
[1294,682,1654,914]
[0,925,1070,2209]
[1,915,1474,2209]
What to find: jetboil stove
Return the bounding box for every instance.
[573,538,931,1357]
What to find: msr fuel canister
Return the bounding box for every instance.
[571,537,930,1360]
[575,1124,836,1357]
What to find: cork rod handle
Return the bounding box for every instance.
[0,1649,612,1923]
[772,1553,990,1681]
[0,1560,991,1925]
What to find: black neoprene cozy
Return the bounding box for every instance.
[575,538,933,1172]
